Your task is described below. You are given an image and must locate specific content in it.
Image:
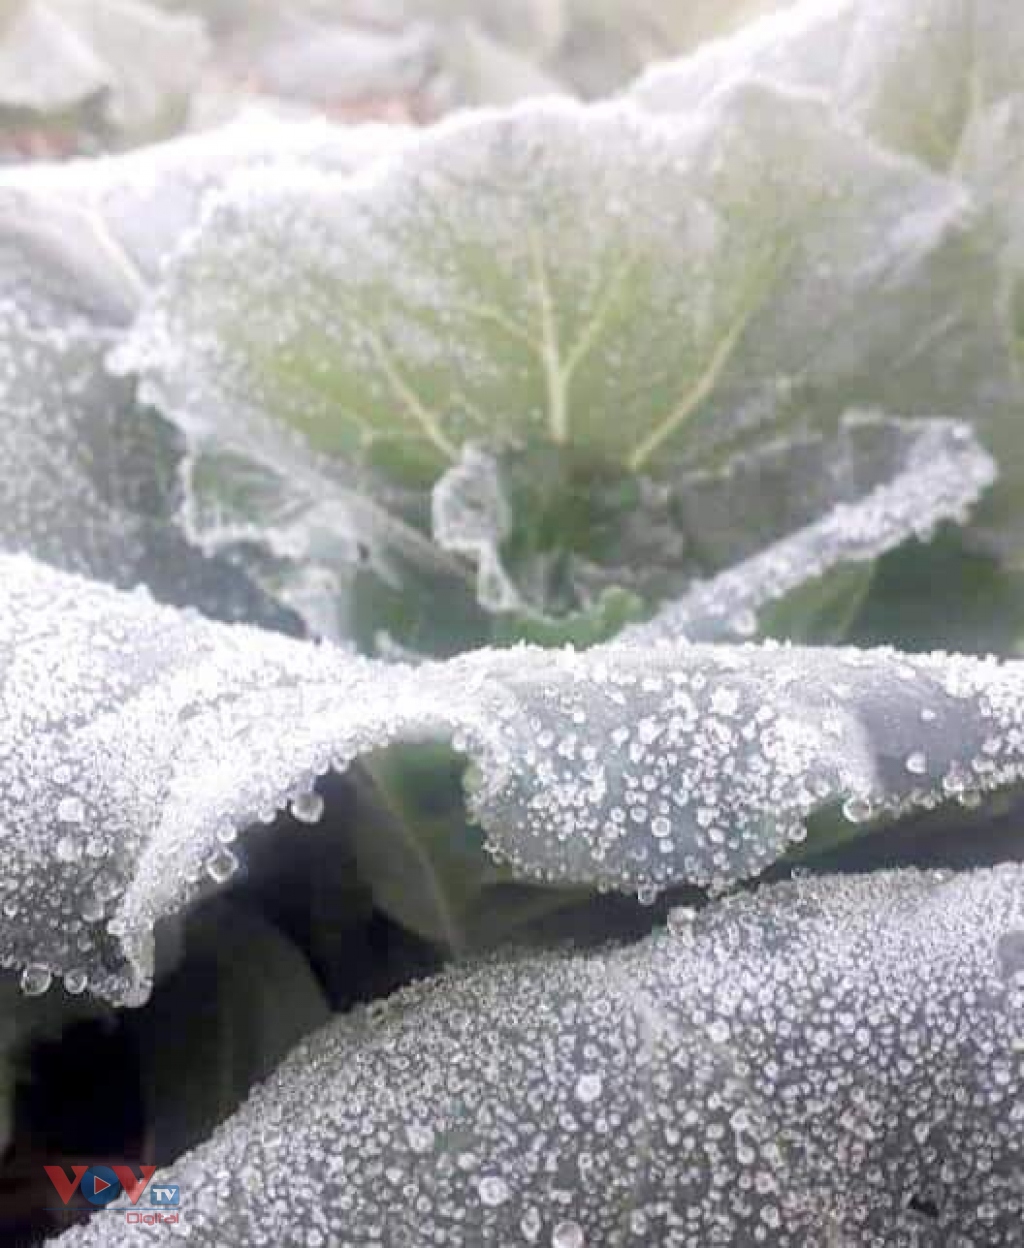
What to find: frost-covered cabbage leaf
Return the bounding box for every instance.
[0,117,491,649]
[7,553,1024,1006]
[627,414,994,643]
[0,119,484,638]
[117,86,1012,643]
[540,0,795,96]
[59,866,1024,1245]
[633,0,1024,560]
[0,0,208,150]
[633,0,1024,177]
[0,302,282,624]
[423,0,797,105]
[0,114,411,287]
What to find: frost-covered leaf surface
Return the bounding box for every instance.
[434,411,996,639]
[0,0,208,145]
[631,0,1024,560]
[0,114,485,648]
[4,6,1024,1244]
[0,305,286,624]
[628,413,995,642]
[633,0,1024,176]
[60,866,1024,1245]
[0,118,441,631]
[0,114,410,298]
[0,139,276,618]
[123,89,1006,480]
[116,87,1013,636]
[7,554,1024,1005]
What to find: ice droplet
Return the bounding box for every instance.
[521,1207,542,1241]
[552,1221,585,1248]
[667,906,696,936]
[406,1123,435,1154]
[291,790,324,824]
[206,848,239,884]
[575,1073,603,1104]
[477,1175,510,1206]
[57,796,85,824]
[842,796,873,824]
[55,834,79,863]
[20,964,52,996]
[64,968,89,995]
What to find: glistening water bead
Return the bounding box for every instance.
[56,795,85,823]
[20,963,52,996]
[291,790,324,824]
[551,1222,585,1248]
[477,1176,510,1207]
[667,905,695,936]
[64,968,89,994]
[842,796,873,824]
[206,848,239,884]
[575,1073,603,1104]
[405,1124,434,1154]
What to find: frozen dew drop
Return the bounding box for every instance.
[63,968,89,995]
[651,816,672,840]
[552,1221,586,1248]
[707,1019,730,1044]
[637,884,659,906]
[55,834,79,863]
[842,796,873,824]
[81,894,105,923]
[760,1205,782,1230]
[57,795,85,824]
[575,1072,603,1104]
[477,1175,510,1207]
[20,964,52,997]
[905,751,928,776]
[405,1123,435,1154]
[291,790,324,824]
[629,1211,648,1236]
[206,847,239,884]
[521,1207,542,1241]
[667,905,696,936]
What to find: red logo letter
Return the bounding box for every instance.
[111,1165,158,1206]
[43,1165,88,1205]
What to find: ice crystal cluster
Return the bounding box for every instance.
[1,0,1024,1244]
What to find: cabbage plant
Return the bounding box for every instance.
[1,0,1024,1244]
